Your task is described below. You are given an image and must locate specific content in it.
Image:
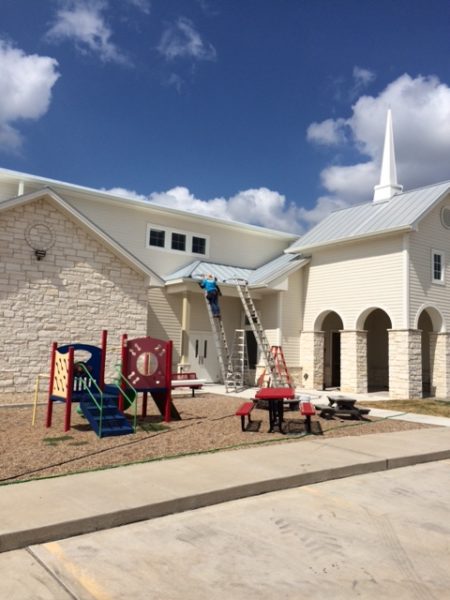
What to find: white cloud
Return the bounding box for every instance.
[351,66,375,97]
[306,118,347,146]
[105,185,303,233]
[158,17,216,61]
[46,0,129,65]
[0,40,60,153]
[126,0,151,14]
[306,73,450,225]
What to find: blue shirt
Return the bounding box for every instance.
[201,278,218,293]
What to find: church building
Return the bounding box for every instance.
[1,111,449,400]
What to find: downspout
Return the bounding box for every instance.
[277,290,283,345]
[403,233,410,328]
[180,292,191,369]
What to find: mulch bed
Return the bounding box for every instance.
[0,392,435,484]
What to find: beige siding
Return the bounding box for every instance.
[409,197,450,329]
[303,235,404,330]
[147,288,182,363]
[54,192,292,276]
[280,269,302,365]
[0,183,18,202]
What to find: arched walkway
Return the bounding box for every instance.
[417,307,444,397]
[321,311,344,388]
[363,309,392,392]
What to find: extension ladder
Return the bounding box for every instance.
[226,329,249,393]
[233,279,289,387]
[203,294,229,384]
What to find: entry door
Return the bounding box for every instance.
[188,331,220,382]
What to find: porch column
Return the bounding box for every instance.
[179,292,191,371]
[300,330,325,390]
[429,332,450,398]
[388,329,422,399]
[340,330,368,394]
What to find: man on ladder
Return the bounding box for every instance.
[199,274,222,318]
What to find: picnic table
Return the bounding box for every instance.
[316,396,370,420]
[254,387,295,433]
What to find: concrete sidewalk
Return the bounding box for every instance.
[1,427,450,554]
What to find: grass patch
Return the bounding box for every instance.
[43,435,74,446]
[359,399,450,418]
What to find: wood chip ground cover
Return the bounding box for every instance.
[0,393,435,484]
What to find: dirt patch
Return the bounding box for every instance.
[0,393,435,484]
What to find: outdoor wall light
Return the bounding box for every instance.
[25,223,55,262]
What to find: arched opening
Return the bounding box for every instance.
[416,307,443,397]
[364,309,392,391]
[418,311,433,396]
[321,312,344,389]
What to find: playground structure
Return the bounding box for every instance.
[46,331,180,438]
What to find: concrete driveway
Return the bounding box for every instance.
[2,459,449,599]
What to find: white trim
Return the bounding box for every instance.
[146,223,210,257]
[0,167,297,240]
[431,248,445,285]
[286,226,412,254]
[413,303,446,333]
[403,233,410,328]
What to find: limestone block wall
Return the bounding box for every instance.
[388,329,422,399]
[299,330,324,390]
[340,330,368,394]
[429,332,450,399]
[0,199,148,393]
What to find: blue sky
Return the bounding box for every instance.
[2,0,450,233]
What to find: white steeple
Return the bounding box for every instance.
[373,109,403,203]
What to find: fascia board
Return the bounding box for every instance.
[284,226,413,253]
[0,168,296,241]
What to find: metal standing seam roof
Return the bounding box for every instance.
[287,181,450,252]
[164,254,308,287]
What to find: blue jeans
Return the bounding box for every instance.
[207,291,221,317]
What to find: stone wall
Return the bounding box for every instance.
[388,329,422,399]
[0,198,148,393]
[340,330,368,394]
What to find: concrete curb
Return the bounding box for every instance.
[1,427,450,553]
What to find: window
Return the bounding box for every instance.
[192,236,206,255]
[432,250,444,284]
[171,232,186,251]
[146,223,209,257]
[149,228,165,248]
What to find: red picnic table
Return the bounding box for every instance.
[255,387,295,433]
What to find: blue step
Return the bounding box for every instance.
[80,393,134,438]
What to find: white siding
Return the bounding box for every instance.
[57,192,292,275]
[409,196,450,329]
[303,235,404,330]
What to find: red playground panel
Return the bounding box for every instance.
[120,334,180,421]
